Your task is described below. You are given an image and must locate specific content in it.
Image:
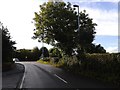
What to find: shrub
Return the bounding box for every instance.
[50,57,59,63]
[59,55,80,72]
[80,53,120,86]
[42,57,50,62]
[58,53,120,86]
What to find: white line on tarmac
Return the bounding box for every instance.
[54,74,68,84]
[19,67,26,89]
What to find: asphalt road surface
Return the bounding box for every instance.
[19,62,115,89]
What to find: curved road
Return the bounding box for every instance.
[19,62,115,88]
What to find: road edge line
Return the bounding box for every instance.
[16,63,26,89]
[19,71,26,89]
[54,74,68,84]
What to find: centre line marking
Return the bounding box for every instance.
[54,74,68,84]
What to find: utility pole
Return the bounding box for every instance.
[73,5,80,31]
[41,33,44,60]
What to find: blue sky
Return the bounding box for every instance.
[0,0,119,53]
[76,2,117,10]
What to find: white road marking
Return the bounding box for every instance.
[54,74,68,84]
[19,67,26,89]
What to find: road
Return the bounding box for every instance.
[19,62,115,88]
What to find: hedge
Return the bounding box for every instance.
[59,53,120,87]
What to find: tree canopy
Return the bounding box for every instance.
[15,47,41,61]
[33,2,103,56]
[49,47,62,58]
[84,44,106,53]
[39,47,49,57]
[31,47,41,60]
[1,22,16,63]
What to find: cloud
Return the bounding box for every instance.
[106,46,118,53]
[78,0,119,2]
[78,3,118,36]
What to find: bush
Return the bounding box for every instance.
[49,48,62,58]
[42,57,50,62]
[58,53,120,86]
[59,55,80,72]
[84,53,120,73]
[38,53,120,86]
[79,53,120,86]
[50,57,59,63]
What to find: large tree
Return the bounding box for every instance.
[40,47,49,58]
[31,47,41,60]
[33,2,97,56]
[16,49,31,61]
[1,22,16,63]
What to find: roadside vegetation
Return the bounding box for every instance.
[1,22,16,71]
[14,46,49,61]
[33,1,120,87]
[60,53,120,87]
[1,1,119,87]
[37,53,120,87]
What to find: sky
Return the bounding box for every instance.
[0,0,119,53]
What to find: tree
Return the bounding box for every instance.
[1,22,16,63]
[94,44,106,53]
[33,2,97,56]
[49,47,62,58]
[31,47,40,60]
[15,47,40,61]
[84,43,106,53]
[74,10,97,55]
[40,47,49,57]
[16,49,32,61]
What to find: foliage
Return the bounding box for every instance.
[84,53,120,73]
[15,47,49,61]
[1,22,16,63]
[39,47,49,58]
[37,59,50,64]
[15,49,32,61]
[33,2,97,56]
[83,53,120,86]
[15,47,41,61]
[84,44,106,53]
[49,47,62,58]
[37,52,120,86]
[31,47,41,60]
[61,55,79,71]
[59,53,120,86]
